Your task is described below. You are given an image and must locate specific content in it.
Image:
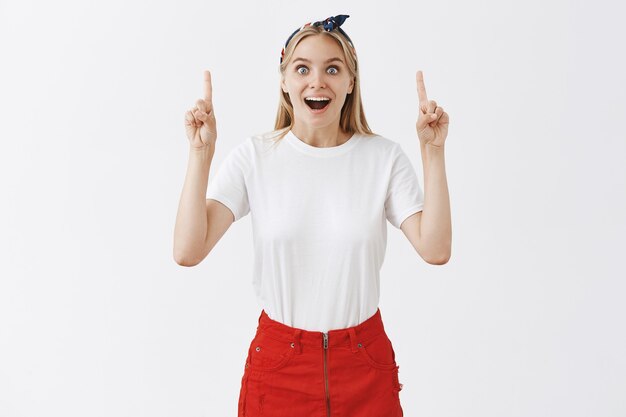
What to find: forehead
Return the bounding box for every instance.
[290,34,345,62]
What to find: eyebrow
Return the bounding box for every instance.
[291,57,345,65]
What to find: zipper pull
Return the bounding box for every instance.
[323,332,328,349]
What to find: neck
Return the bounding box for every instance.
[291,122,351,148]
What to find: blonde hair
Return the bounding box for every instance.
[257,24,376,143]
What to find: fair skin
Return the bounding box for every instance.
[281,34,354,147]
[174,70,232,266]
[174,42,451,266]
[400,71,451,264]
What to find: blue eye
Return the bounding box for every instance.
[295,65,340,75]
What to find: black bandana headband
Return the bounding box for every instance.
[280,14,356,64]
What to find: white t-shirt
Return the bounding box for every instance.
[206,129,424,332]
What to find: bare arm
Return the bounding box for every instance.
[173,70,234,266]
[401,144,451,265]
[173,147,234,266]
[401,70,452,265]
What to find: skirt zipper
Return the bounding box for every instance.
[323,332,330,417]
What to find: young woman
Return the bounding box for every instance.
[174,14,451,417]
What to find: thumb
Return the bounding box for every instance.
[417,112,436,129]
[194,110,213,124]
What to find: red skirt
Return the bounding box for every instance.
[238,308,404,417]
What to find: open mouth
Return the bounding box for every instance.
[304,98,331,110]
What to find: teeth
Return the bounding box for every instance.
[305,97,331,101]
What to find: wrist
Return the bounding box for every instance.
[189,144,215,157]
[189,145,215,165]
[421,142,445,152]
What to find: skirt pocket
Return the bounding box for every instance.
[354,332,399,371]
[246,329,297,373]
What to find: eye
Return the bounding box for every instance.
[296,65,308,75]
[327,66,339,75]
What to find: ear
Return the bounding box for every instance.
[348,77,355,94]
[281,77,288,94]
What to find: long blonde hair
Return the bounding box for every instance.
[258,24,376,143]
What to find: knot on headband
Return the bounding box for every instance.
[319,14,349,32]
[280,14,355,64]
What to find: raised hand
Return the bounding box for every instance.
[415,70,449,148]
[184,70,218,150]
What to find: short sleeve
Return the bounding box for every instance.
[205,139,251,222]
[384,143,424,229]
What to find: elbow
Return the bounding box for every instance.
[426,254,450,265]
[418,234,451,266]
[173,248,203,267]
[174,258,199,267]
[174,254,198,267]
[422,246,451,265]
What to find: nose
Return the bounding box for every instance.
[308,69,326,89]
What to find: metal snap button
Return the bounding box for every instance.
[357,343,362,348]
[290,342,295,348]
[255,346,261,351]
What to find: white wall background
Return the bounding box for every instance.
[1,0,625,416]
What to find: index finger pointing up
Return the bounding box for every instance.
[416,70,428,105]
[203,70,212,102]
